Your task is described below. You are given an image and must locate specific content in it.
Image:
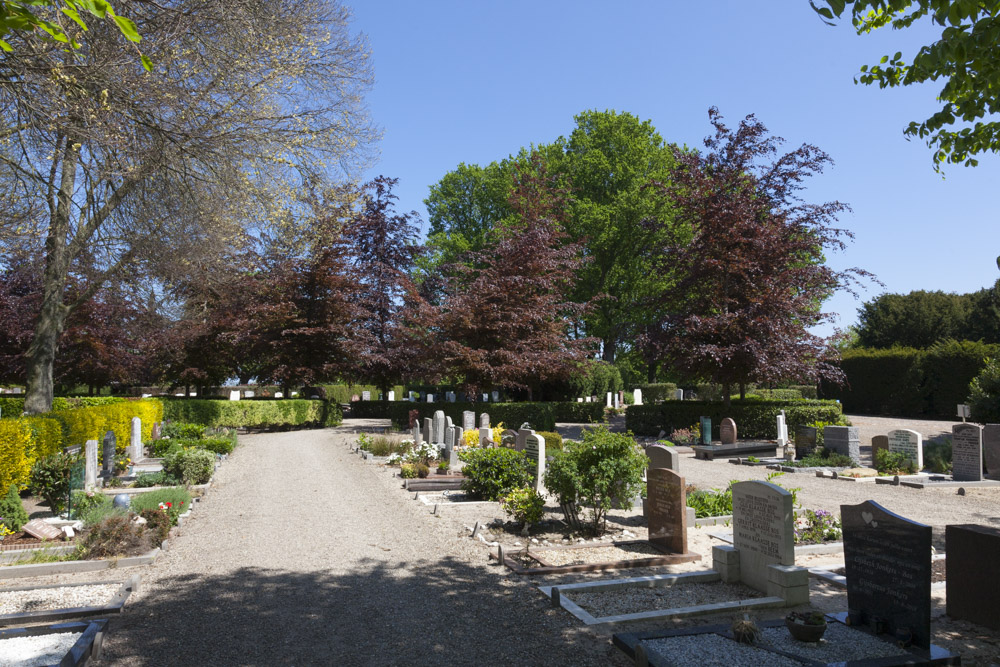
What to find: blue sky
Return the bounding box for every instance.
[350,1,999,336]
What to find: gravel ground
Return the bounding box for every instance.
[643,633,803,666]
[760,623,908,662]
[0,583,121,614]
[0,632,82,666]
[573,580,762,616]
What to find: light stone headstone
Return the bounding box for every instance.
[479,427,493,447]
[482,393,489,402]
[824,426,861,462]
[491,391,499,402]
[984,424,1000,480]
[412,424,423,445]
[633,388,643,406]
[229,390,240,401]
[888,429,923,470]
[151,422,162,440]
[244,390,255,398]
[515,428,533,452]
[432,410,446,444]
[479,413,490,429]
[577,397,583,403]
[101,430,116,476]
[776,413,787,447]
[274,391,283,398]
[675,389,684,400]
[409,391,416,402]
[85,440,98,489]
[953,423,984,482]
[606,392,613,408]
[387,391,395,401]
[426,394,434,403]
[524,433,545,492]
[647,468,688,555]
[585,396,592,403]
[646,444,679,471]
[720,418,737,445]
[130,417,143,462]
[613,393,620,409]
[361,390,371,401]
[462,411,475,432]
[731,480,794,592]
[422,418,432,444]
[445,427,459,467]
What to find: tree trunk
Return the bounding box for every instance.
[739,382,746,400]
[722,382,732,409]
[602,338,617,363]
[646,361,657,383]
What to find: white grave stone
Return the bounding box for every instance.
[85,440,98,489]
[524,433,546,493]
[633,388,643,406]
[426,394,434,403]
[274,392,283,398]
[479,413,490,428]
[479,427,493,447]
[229,390,241,401]
[585,396,592,403]
[491,391,499,402]
[606,392,613,408]
[412,424,423,445]
[462,411,475,432]
[577,397,583,403]
[245,390,255,398]
[675,389,684,400]
[387,391,395,401]
[887,429,923,470]
[130,417,143,462]
[731,480,795,592]
[613,394,620,409]
[361,390,371,401]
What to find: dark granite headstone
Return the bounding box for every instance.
[647,468,688,555]
[101,430,116,475]
[795,426,817,459]
[952,423,984,482]
[824,426,860,462]
[984,424,1000,480]
[947,523,1000,630]
[841,500,931,649]
[699,416,711,445]
[720,418,737,445]
[646,444,679,471]
[871,435,889,464]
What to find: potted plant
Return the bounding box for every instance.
[785,611,828,642]
[437,461,450,475]
[731,613,761,644]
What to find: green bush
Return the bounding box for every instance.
[133,471,181,488]
[536,431,563,452]
[923,440,953,474]
[139,508,172,544]
[635,383,679,403]
[500,486,545,528]
[416,463,430,478]
[458,448,531,501]
[0,483,29,531]
[785,448,855,468]
[69,491,117,526]
[357,433,411,457]
[969,357,1000,423]
[350,401,604,431]
[542,426,647,535]
[0,397,26,416]
[129,487,192,525]
[687,485,734,518]
[400,463,417,479]
[321,384,406,403]
[875,448,916,475]
[162,422,206,439]
[752,388,803,400]
[192,437,236,455]
[163,449,215,485]
[625,399,843,438]
[162,398,342,429]
[29,452,77,514]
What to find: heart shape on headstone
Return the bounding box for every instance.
[862,511,876,527]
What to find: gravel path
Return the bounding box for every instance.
[69,425,614,666]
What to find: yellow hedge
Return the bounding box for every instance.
[23,417,64,459]
[0,419,33,490]
[54,399,163,452]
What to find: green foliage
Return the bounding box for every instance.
[48,399,163,451]
[924,440,953,474]
[0,397,25,416]
[399,463,417,479]
[814,0,1000,168]
[357,433,411,457]
[129,487,192,525]
[350,401,604,431]
[786,448,855,468]
[0,483,28,531]
[635,383,679,403]
[132,471,181,488]
[161,422,206,439]
[193,437,236,456]
[162,398,341,428]
[162,448,215,485]
[458,447,531,501]
[139,508,171,544]
[545,359,623,401]
[536,431,563,452]
[70,491,119,527]
[29,452,76,513]
[416,463,430,478]
[794,509,842,545]
[626,399,842,438]
[321,384,406,403]
[0,418,33,490]
[500,486,546,527]
[875,448,916,475]
[969,357,1000,423]
[855,291,973,348]
[543,450,582,509]
[686,485,733,518]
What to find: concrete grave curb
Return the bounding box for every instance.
[0,619,110,666]
[0,574,140,627]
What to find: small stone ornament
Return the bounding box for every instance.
[112,494,132,510]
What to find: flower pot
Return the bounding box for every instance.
[785,617,827,642]
[436,469,448,475]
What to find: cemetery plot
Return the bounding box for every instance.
[496,539,701,575]
[0,576,139,626]
[693,442,779,460]
[0,619,109,667]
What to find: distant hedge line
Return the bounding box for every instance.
[350,401,605,431]
[162,398,342,429]
[625,399,843,439]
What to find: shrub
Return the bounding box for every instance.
[459,448,531,501]
[686,485,733,518]
[191,437,235,456]
[794,509,842,545]
[626,399,843,438]
[162,398,341,428]
[635,383,679,403]
[969,357,1000,423]
[536,431,563,452]
[53,399,163,452]
[163,448,215,485]
[399,463,417,479]
[786,448,855,468]
[70,491,117,527]
[875,448,916,475]
[542,426,647,535]
[358,433,410,457]
[139,508,172,544]
[0,484,29,531]
[78,514,151,559]
[29,452,77,513]
[416,463,430,478]
[23,417,64,459]
[133,471,182,488]
[0,419,33,491]
[161,422,206,439]
[129,487,192,525]
[923,440,953,474]
[500,487,545,529]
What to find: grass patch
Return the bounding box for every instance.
[357,433,411,457]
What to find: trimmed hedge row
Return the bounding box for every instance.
[635,383,679,403]
[625,399,843,439]
[162,399,342,429]
[321,384,407,403]
[350,401,605,431]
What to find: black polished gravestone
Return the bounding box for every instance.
[842,500,932,649]
[795,426,817,460]
[947,524,1000,631]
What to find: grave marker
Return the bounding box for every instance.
[387,391,395,401]
[871,435,889,464]
[101,430,116,476]
[446,391,456,402]
[585,396,592,403]
[422,418,432,444]
[674,389,684,400]
[984,424,1000,480]
[720,418,737,445]
[274,391,283,399]
[432,410,445,444]
[462,411,475,432]
[515,428,532,451]
[606,392,613,408]
[412,424,423,445]
[731,480,794,591]
[492,391,499,402]
[22,519,63,541]
[500,429,518,449]
[645,444,679,471]
[633,388,643,406]
[130,417,143,462]
[888,429,923,470]
[841,500,931,649]
[479,413,490,429]
[229,390,240,401]
[361,390,371,401]
[244,390,255,398]
[478,427,493,447]
[953,423,984,481]
[824,426,860,462]
[795,426,817,460]
[577,397,583,403]
[647,468,688,554]
[946,523,1000,630]
[699,416,711,445]
[776,412,788,447]
[85,440,98,489]
[524,433,545,492]
[426,394,434,403]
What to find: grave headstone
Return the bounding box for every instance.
[606,392,613,408]
[101,430,116,476]
[478,427,493,447]
[432,410,446,444]
[229,390,241,401]
[152,422,162,440]
[585,396,592,403]
[647,468,688,555]
[699,416,711,445]
[613,393,620,409]
[274,391,283,398]
[633,388,643,406]
[482,393,489,402]
[645,444,679,471]
[22,519,63,541]
[946,523,1000,630]
[412,424,423,445]
[491,391,499,402]
[720,418,737,445]
[500,429,518,449]
[841,500,932,649]
[524,433,545,492]
[361,390,371,401]
[795,426,817,459]
[130,417,143,462]
[515,428,533,451]
[244,390,255,398]
[776,412,788,447]
[577,397,583,403]
[824,426,860,462]
[953,423,984,481]
[462,411,475,432]
[426,394,434,403]
[479,413,490,429]
[387,390,395,401]
[351,394,360,402]
[888,429,923,470]
[422,418,432,444]
[409,391,417,402]
[731,480,794,591]
[984,424,1000,480]
[674,388,684,400]
[871,435,889,464]
[85,440,98,489]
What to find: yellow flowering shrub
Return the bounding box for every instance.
[0,419,34,490]
[461,422,506,447]
[24,417,64,459]
[54,399,163,451]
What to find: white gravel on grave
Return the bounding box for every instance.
[643,633,803,666]
[572,580,762,617]
[0,632,82,666]
[538,542,665,566]
[0,583,121,614]
[760,624,909,662]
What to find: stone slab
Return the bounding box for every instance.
[952,423,984,481]
[645,444,679,471]
[946,523,1000,631]
[692,442,777,460]
[984,424,1000,480]
[646,468,687,555]
[824,425,860,462]
[731,480,794,593]
[22,519,64,541]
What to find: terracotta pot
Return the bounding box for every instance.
[785,617,827,642]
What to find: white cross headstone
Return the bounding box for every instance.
[633,388,643,406]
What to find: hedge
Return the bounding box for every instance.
[625,399,843,439]
[162,399,342,429]
[635,383,679,403]
[320,384,407,403]
[350,401,605,431]
[52,399,164,450]
[0,419,33,490]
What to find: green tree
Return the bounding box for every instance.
[855,290,972,348]
[813,0,1000,168]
